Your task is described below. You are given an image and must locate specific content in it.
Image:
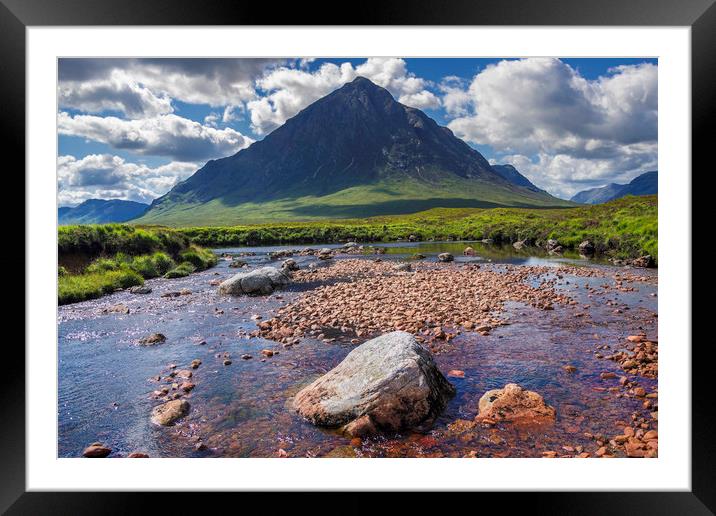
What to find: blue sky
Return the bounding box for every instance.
[57,57,657,205]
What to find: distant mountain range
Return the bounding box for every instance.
[570,171,657,204]
[135,76,571,226]
[58,199,149,225]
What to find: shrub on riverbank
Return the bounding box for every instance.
[58,225,217,305]
[175,196,658,262]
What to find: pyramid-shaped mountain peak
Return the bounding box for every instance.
[138,77,569,224]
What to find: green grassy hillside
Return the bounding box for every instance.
[135,175,574,226]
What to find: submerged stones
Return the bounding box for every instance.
[476,383,556,426]
[218,266,290,296]
[293,331,455,437]
[151,399,190,426]
[138,333,166,346]
[103,303,130,314]
[631,255,655,268]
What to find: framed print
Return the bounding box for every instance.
[4,0,712,512]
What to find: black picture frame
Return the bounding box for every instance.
[3,0,710,512]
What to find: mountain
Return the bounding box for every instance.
[58,199,150,225]
[571,171,657,204]
[491,164,543,193]
[137,77,571,226]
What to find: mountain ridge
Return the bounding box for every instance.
[571,171,657,204]
[58,199,149,225]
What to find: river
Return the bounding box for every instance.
[58,241,657,458]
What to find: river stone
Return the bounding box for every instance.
[218,266,290,296]
[293,331,455,436]
[579,240,595,255]
[393,262,412,272]
[476,383,556,425]
[138,333,166,345]
[129,285,152,294]
[82,443,112,458]
[437,252,454,262]
[151,399,190,426]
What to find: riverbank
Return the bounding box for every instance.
[58,224,217,304]
[174,195,657,262]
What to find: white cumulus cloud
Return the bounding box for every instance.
[58,154,199,205]
[58,112,254,162]
[447,58,657,197]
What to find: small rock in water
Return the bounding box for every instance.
[241,354,252,360]
[127,452,149,458]
[260,349,275,357]
[180,382,195,392]
[437,253,454,263]
[175,369,193,379]
[476,383,556,426]
[223,359,233,365]
[151,399,190,426]
[190,359,202,369]
[138,333,166,346]
[82,443,112,458]
[562,365,577,374]
[447,370,465,378]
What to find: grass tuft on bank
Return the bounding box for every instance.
[58,225,217,305]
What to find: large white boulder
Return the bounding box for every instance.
[293,331,455,436]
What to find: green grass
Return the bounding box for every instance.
[163,262,197,278]
[58,225,217,305]
[173,195,657,261]
[58,223,190,259]
[58,268,143,305]
[134,174,574,226]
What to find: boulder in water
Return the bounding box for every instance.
[218,267,290,296]
[293,331,455,436]
[438,252,454,262]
